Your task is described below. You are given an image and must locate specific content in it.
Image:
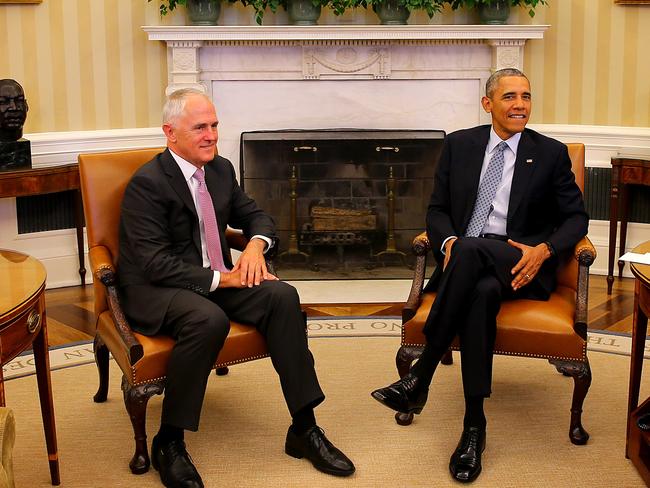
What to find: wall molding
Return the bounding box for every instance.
[3,123,648,289]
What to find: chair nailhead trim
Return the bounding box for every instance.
[128,353,270,387]
[401,342,586,362]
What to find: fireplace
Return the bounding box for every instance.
[240,129,444,279]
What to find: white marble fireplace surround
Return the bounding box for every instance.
[143,25,548,166]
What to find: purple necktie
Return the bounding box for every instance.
[193,168,228,272]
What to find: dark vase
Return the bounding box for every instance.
[186,0,221,26]
[287,0,322,25]
[375,0,410,25]
[478,0,511,25]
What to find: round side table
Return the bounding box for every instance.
[0,249,60,485]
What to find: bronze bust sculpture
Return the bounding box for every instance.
[0,79,31,170]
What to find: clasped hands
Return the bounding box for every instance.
[219,238,278,288]
[443,237,551,291]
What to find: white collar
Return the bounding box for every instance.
[487,127,522,155]
[169,148,203,182]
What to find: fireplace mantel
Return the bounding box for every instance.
[143,24,548,42]
[144,25,548,94]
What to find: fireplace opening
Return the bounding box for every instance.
[240,129,445,280]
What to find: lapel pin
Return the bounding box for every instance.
[526,158,533,164]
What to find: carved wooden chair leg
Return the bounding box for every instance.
[395,345,423,378]
[122,376,165,474]
[215,367,229,376]
[92,335,110,403]
[394,345,423,427]
[441,349,453,365]
[549,358,591,445]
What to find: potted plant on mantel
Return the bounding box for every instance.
[154,0,333,26]
[152,0,223,25]
[355,0,444,25]
[446,0,548,24]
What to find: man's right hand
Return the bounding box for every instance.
[443,237,457,271]
[218,268,279,289]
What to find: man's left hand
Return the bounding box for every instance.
[232,238,278,287]
[508,239,552,291]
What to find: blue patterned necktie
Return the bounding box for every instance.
[465,141,508,237]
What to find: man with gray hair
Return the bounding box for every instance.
[372,69,588,483]
[118,89,355,487]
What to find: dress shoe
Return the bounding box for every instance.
[285,425,355,477]
[449,427,486,483]
[370,373,429,414]
[151,435,204,488]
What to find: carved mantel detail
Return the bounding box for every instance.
[303,46,390,79]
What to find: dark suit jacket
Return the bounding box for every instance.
[425,125,589,296]
[117,149,276,335]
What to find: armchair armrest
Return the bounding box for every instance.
[89,245,144,366]
[574,236,596,339]
[403,232,432,323]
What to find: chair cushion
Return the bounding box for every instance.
[97,313,268,386]
[403,286,585,361]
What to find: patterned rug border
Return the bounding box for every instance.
[3,318,645,381]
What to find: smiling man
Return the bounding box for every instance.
[371,69,588,483]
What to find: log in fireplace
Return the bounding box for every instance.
[240,129,444,280]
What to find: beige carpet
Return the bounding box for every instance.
[5,337,648,487]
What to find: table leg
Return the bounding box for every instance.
[73,189,86,286]
[619,184,630,279]
[32,303,61,485]
[607,166,620,295]
[626,280,648,459]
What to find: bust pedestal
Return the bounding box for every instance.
[0,139,31,171]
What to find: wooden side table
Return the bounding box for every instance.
[0,164,85,286]
[625,241,650,485]
[608,156,650,294]
[0,249,60,485]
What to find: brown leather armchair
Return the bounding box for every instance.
[79,148,272,475]
[395,143,596,445]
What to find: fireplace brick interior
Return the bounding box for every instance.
[240,129,444,280]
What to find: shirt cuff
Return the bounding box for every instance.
[251,235,273,253]
[441,235,458,255]
[209,271,221,292]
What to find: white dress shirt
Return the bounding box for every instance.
[169,149,272,291]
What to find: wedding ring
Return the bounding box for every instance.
[524,274,531,280]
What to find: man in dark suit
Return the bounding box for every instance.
[118,89,354,488]
[371,69,588,483]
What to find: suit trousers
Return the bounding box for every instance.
[160,280,324,431]
[423,237,547,398]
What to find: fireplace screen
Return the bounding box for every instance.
[240,129,445,280]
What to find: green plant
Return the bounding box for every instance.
[230,0,286,25]
[355,0,444,18]
[151,0,221,16]
[446,0,548,18]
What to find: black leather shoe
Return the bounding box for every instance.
[371,373,429,414]
[449,427,486,483]
[151,435,204,488]
[285,426,355,477]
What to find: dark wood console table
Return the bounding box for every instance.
[608,156,650,294]
[626,240,650,485]
[0,164,85,285]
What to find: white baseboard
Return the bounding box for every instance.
[4,124,648,290]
